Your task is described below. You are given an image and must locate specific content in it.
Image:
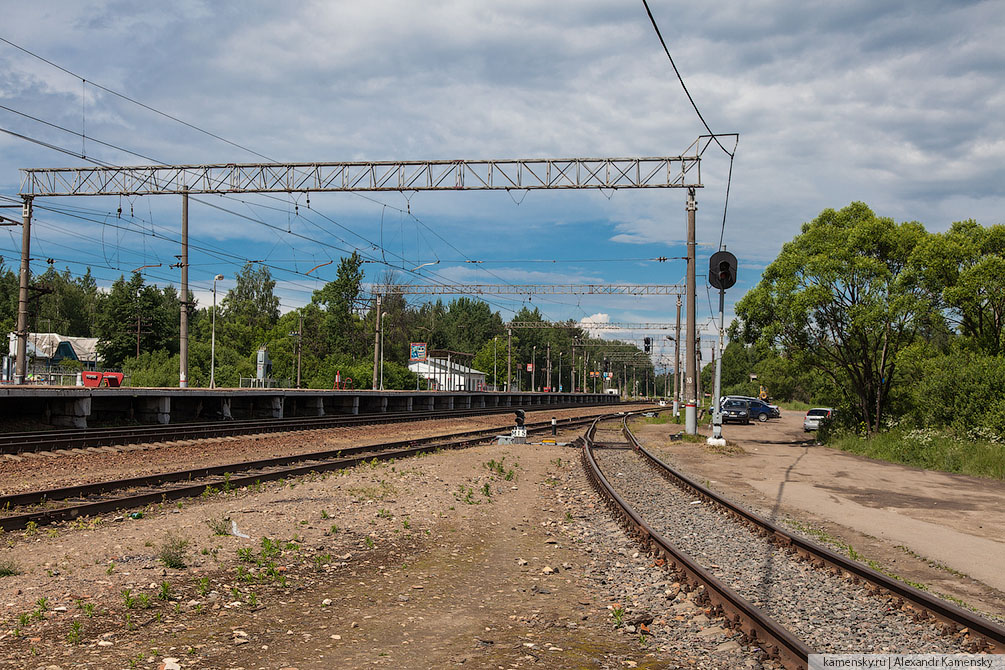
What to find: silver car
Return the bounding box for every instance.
[803,407,833,431]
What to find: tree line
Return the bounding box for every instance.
[0,252,657,392]
[722,202,1004,442]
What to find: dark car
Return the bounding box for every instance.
[746,399,776,422]
[721,399,750,424]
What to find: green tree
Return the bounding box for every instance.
[95,273,179,368]
[312,253,365,357]
[220,263,280,355]
[914,220,1005,355]
[735,202,936,432]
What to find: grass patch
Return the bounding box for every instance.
[778,400,814,412]
[0,558,21,577]
[827,428,1005,479]
[348,481,396,501]
[157,533,190,569]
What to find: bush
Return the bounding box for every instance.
[910,351,1005,442]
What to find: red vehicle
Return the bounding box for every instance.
[81,371,123,388]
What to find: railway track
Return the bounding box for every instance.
[0,400,616,454]
[0,410,616,532]
[578,413,1005,669]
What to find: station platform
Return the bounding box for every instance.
[0,387,617,429]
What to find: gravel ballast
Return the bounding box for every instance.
[592,446,976,655]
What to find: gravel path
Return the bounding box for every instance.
[593,447,974,655]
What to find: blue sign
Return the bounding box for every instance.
[409,342,427,362]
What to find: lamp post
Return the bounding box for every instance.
[210,274,223,389]
[493,336,498,391]
[532,345,536,392]
[379,311,388,390]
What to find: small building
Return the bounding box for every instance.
[4,332,101,382]
[408,357,487,392]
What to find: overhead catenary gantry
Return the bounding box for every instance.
[14,145,704,398]
[372,283,684,296]
[506,321,676,330]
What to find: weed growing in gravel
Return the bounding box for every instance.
[0,558,21,577]
[326,524,339,536]
[246,592,258,607]
[35,597,48,612]
[320,510,329,519]
[66,620,83,644]
[106,561,115,575]
[454,485,479,505]
[18,612,30,627]
[201,485,218,499]
[365,536,375,549]
[158,533,190,569]
[565,511,573,522]
[197,577,210,596]
[124,613,135,630]
[350,480,396,501]
[158,582,172,601]
[230,586,240,600]
[481,482,491,498]
[23,521,37,537]
[83,603,95,617]
[313,553,332,571]
[376,508,391,519]
[122,589,137,609]
[206,516,231,536]
[402,518,410,530]
[611,606,625,628]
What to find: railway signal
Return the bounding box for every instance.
[708,250,738,442]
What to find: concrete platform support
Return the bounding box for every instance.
[136,397,170,424]
[269,396,283,419]
[304,396,324,416]
[46,397,90,429]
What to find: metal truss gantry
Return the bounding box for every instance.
[506,321,676,330]
[20,154,702,197]
[372,283,683,296]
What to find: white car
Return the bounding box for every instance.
[803,407,834,431]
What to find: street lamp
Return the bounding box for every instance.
[493,336,497,391]
[532,345,536,392]
[379,311,389,390]
[210,274,224,389]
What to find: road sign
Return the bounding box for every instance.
[526,363,534,372]
[409,342,427,362]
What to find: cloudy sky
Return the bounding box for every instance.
[1,1,1002,357]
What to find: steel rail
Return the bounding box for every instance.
[580,415,814,668]
[0,413,604,531]
[621,419,1005,656]
[0,401,615,454]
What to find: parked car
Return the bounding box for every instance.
[719,395,777,421]
[721,399,750,424]
[803,407,834,431]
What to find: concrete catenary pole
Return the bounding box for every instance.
[673,295,681,414]
[372,294,382,390]
[179,186,189,388]
[685,187,697,434]
[507,328,512,392]
[546,342,551,391]
[14,196,32,384]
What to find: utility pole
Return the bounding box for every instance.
[546,342,551,391]
[695,337,702,419]
[14,197,32,384]
[571,345,576,393]
[372,294,382,390]
[507,328,512,392]
[673,296,681,414]
[296,311,303,389]
[685,188,697,434]
[179,187,189,388]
